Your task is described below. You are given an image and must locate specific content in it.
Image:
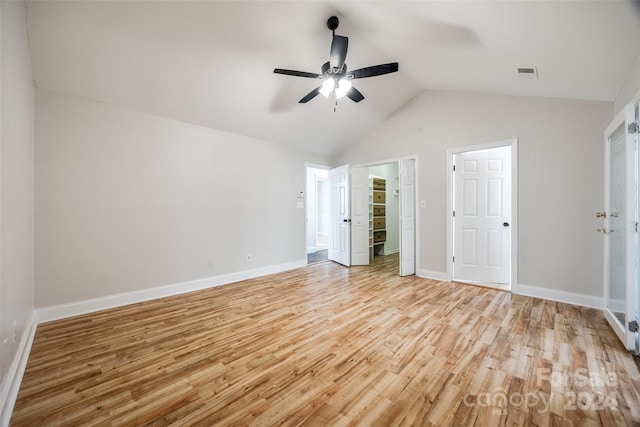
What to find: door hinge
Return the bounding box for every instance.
[452,256,455,262]
[629,122,639,134]
[635,222,638,233]
[630,320,639,333]
[453,210,456,217]
[453,165,456,172]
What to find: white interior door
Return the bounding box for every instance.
[602,103,638,352]
[350,167,370,266]
[453,147,511,284]
[399,159,416,276]
[329,165,351,266]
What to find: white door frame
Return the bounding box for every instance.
[352,155,420,275]
[602,104,638,351]
[446,139,518,291]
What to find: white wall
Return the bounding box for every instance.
[369,163,399,254]
[337,90,612,298]
[614,51,640,114]
[0,0,35,414]
[35,89,331,307]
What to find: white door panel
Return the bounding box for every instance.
[329,165,350,266]
[351,167,370,266]
[399,159,416,276]
[454,147,511,284]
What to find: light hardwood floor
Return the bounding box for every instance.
[12,254,640,426]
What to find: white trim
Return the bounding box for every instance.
[0,312,37,427]
[36,260,306,323]
[516,284,603,309]
[608,298,625,313]
[417,269,448,282]
[446,139,519,292]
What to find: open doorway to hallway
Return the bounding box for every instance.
[306,165,329,264]
[309,157,417,274]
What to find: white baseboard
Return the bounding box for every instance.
[413,271,604,310]
[515,283,603,309]
[0,312,37,427]
[36,259,307,323]
[417,269,448,282]
[383,248,399,255]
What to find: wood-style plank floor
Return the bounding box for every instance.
[12,254,640,426]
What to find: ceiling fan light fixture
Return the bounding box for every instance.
[338,78,352,91]
[273,16,399,105]
[320,79,335,98]
[335,78,352,99]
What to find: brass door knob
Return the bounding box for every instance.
[595,212,607,218]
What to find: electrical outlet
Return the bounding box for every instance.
[209,261,215,269]
[246,253,253,262]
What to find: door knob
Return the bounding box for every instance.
[597,228,617,234]
[595,212,607,218]
[503,222,510,227]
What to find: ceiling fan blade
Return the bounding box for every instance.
[274,68,321,79]
[345,85,364,103]
[329,35,349,70]
[350,63,399,79]
[299,86,321,103]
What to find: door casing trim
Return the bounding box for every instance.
[446,139,519,292]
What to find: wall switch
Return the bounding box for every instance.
[246,253,253,262]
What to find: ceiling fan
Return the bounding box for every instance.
[274,16,399,105]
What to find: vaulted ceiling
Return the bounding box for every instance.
[26,1,640,156]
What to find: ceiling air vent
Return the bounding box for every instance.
[517,67,538,79]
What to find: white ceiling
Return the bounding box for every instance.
[26,1,640,156]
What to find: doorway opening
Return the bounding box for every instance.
[447,139,518,291]
[306,165,330,264]
[327,157,417,276]
[368,163,400,260]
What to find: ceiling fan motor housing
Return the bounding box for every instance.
[327,16,339,31]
